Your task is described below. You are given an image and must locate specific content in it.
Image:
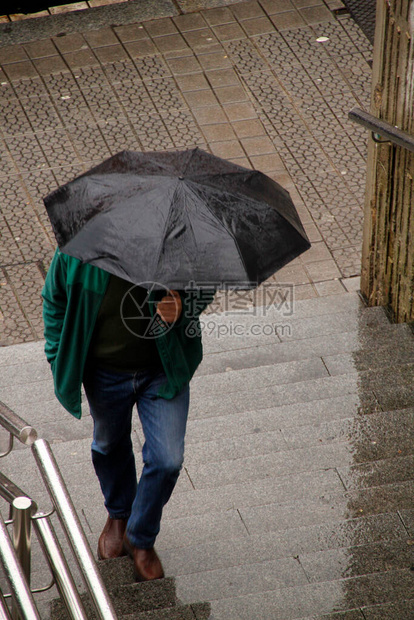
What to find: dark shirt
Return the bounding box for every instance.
[87,275,161,372]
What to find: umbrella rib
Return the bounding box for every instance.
[185,181,251,283]
[153,194,174,285]
[151,179,183,285]
[193,171,306,237]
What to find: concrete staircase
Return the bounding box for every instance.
[2,291,414,618]
[50,556,211,619]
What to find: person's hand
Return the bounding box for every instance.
[156,290,182,323]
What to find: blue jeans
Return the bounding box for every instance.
[83,366,189,549]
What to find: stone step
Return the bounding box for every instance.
[165,447,414,528]
[210,290,363,323]
[50,576,177,619]
[196,326,414,376]
[189,356,414,420]
[360,597,414,619]
[181,406,414,470]
[174,538,414,606]
[158,480,414,558]
[200,297,410,356]
[122,602,211,619]
[192,355,330,401]
[159,512,406,578]
[296,611,363,620]
[206,567,414,619]
[112,581,178,618]
[98,556,137,590]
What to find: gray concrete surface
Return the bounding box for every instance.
[2,290,414,618]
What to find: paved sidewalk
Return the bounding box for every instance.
[2,0,414,618]
[0,0,369,346]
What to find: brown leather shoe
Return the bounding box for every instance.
[97,517,129,560]
[123,535,165,582]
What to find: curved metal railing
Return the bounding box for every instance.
[0,400,118,620]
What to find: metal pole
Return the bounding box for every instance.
[31,439,118,620]
[34,515,88,620]
[348,107,414,153]
[12,497,32,588]
[0,403,37,446]
[0,589,12,620]
[0,512,40,620]
[0,475,36,515]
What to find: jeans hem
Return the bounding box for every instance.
[107,511,131,520]
[125,530,156,550]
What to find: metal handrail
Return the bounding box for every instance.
[34,516,88,620]
[32,439,117,619]
[0,403,37,447]
[349,107,414,153]
[0,401,118,620]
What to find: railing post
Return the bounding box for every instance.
[0,513,40,620]
[11,498,32,620]
[12,498,32,583]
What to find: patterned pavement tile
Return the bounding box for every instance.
[23,95,63,133]
[100,118,144,154]
[146,77,187,112]
[112,77,146,100]
[0,268,35,345]
[51,164,87,185]
[4,263,45,340]
[134,55,171,80]
[37,129,80,169]
[0,141,17,178]
[11,76,47,99]
[121,92,157,118]
[5,132,50,173]
[131,112,175,150]
[66,121,112,160]
[0,98,33,137]
[0,214,23,268]
[20,169,59,241]
[43,70,80,96]
[332,245,363,277]
[102,59,141,83]
[0,177,53,263]
[53,91,93,126]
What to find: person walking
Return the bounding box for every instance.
[42,248,212,581]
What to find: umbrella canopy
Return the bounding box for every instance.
[44,148,311,290]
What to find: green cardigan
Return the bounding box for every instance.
[42,249,213,418]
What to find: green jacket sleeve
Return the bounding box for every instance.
[41,249,67,365]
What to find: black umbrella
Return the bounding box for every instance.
[44,148,310,290]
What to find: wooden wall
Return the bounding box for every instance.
[361,0,414,322]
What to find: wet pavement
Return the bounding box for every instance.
[1,0,414,618]
[0,0,369,345]
[2,291,414,618]
[340,0,376,44]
